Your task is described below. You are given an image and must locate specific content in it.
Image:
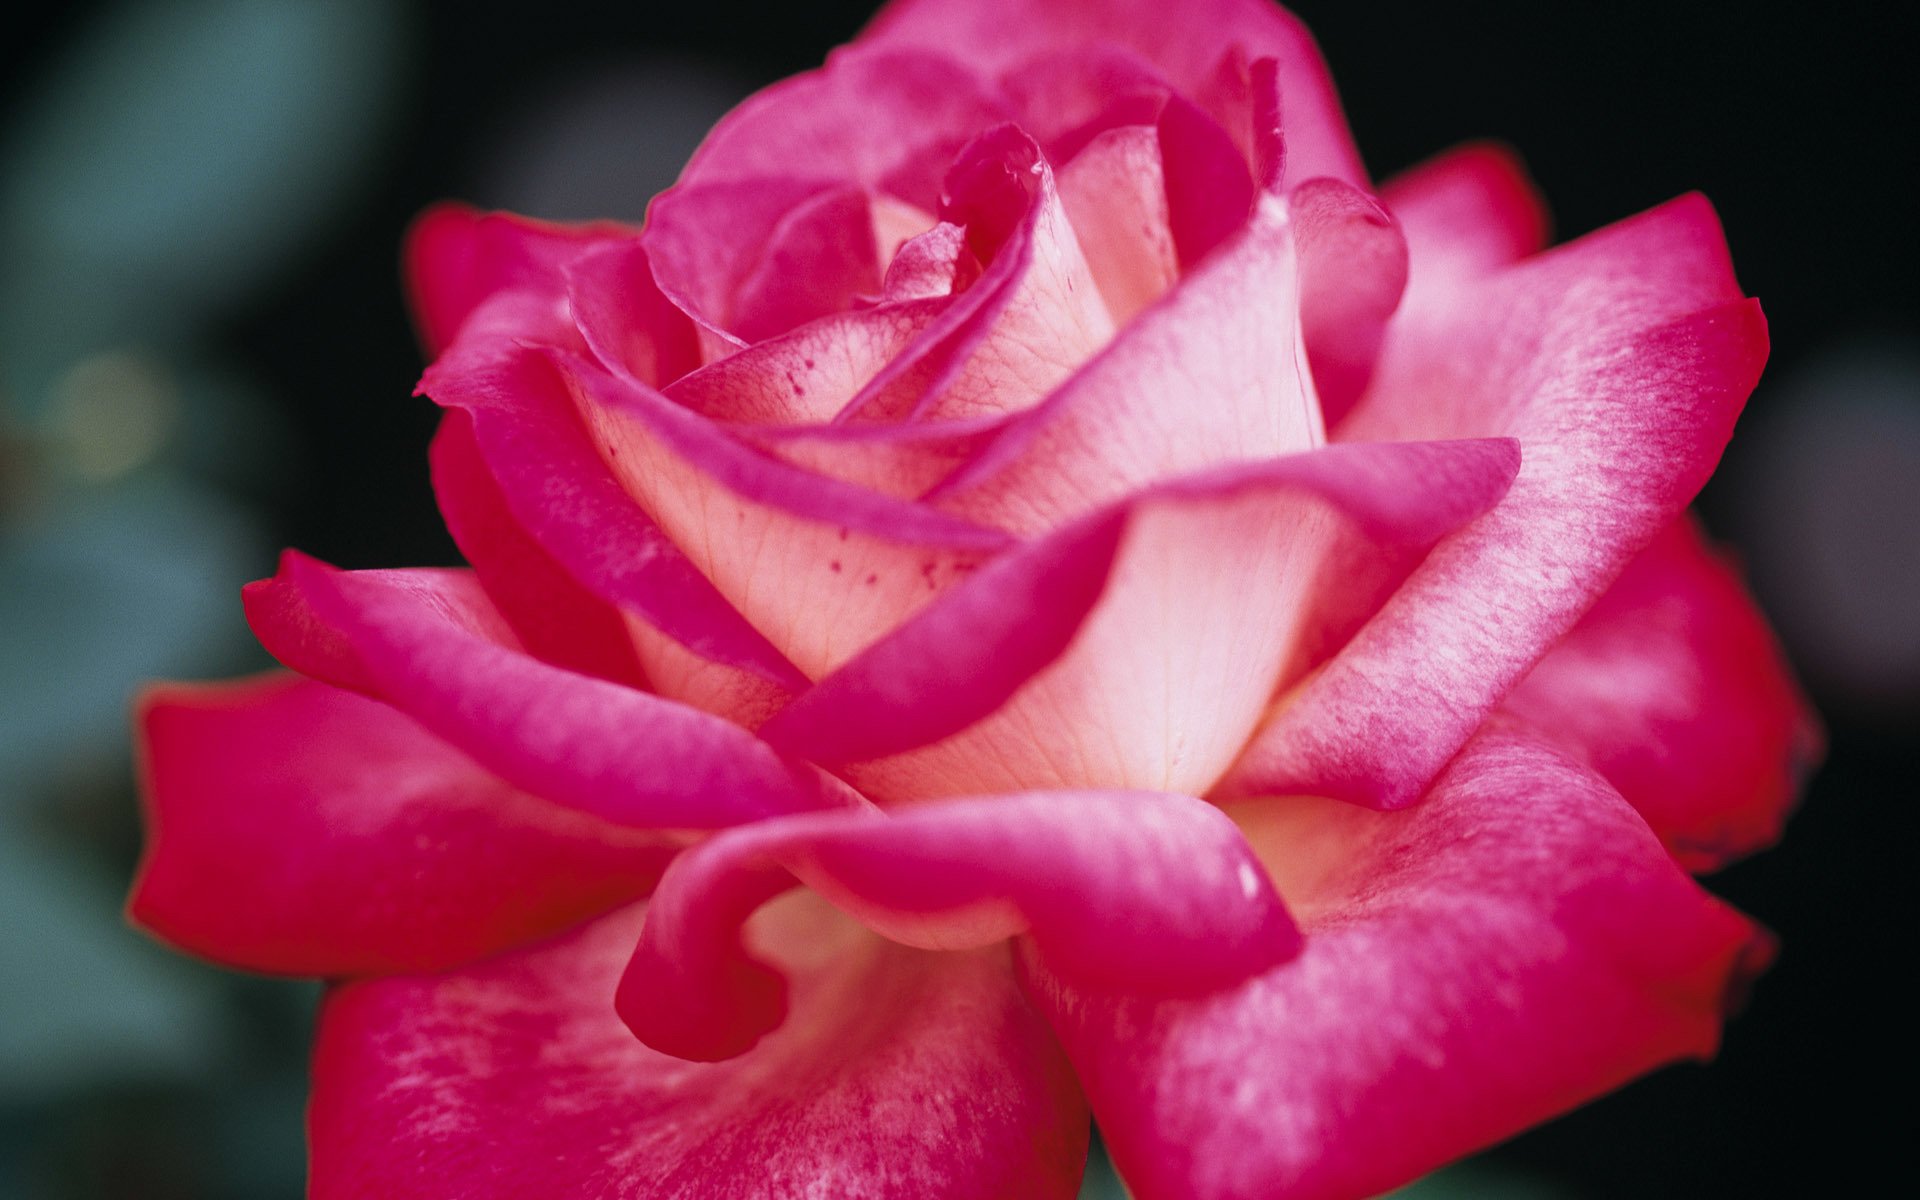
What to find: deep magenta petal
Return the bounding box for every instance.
[243,555,844,829]
[403,203,634,356]
[1029,726,1772,1200]
[861,0,1365,187]
[429,411,647,687]
[131,675,669,977]
[1507,515,1822,870]
[618,791,1298,1061]
[1227,194,1768,809]
[310,902,1088,1199]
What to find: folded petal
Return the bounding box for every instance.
[429,410,647,687]
[243,554,845,829]
[1377,141,1549,306]
[404,203,634,357]
[619,790,1297,1061]
[1228,195,1767,808]
[762,439,1518,802]
[862,0,1364,187]
[131,675,669,977]
[1506,515,1822,870]
[420,325,807,706]
[933,189,1333,535]
[838,125,1115,425]
[1027,725,1772,1200]
[310,900,1087,1200]
[563,350,1013,680]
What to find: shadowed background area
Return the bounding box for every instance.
[0,1,1910,1196]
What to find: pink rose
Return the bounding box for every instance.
[131,0,1819,1195]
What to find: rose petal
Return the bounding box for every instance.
[933,190,1328,535]
[1027,724,1772,1200]
[243,554,845,829]
[419,323,807,701]
[838,126,1115,425]
[1290,177,1408,422]
[403,203,635,356]
[429,409,646,687]
[1056,124,1179,323]
[618,790,1297,1062]
[1379,140,1551,302]
[1226,195,1767,808]
[862,0,1365,187]
[1506,515,1822,871]
[681,44,1013,209]
[310,898,1088,1199]
[562,349,1014,680]
[130,675,669,977]
[761,439,1519,802]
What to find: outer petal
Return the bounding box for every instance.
[862,0,1365,187]
[130,675,669,977]
[1506,515,1822,870]
[761,439,1518,802]
[403,203,634,356]
[310,900,1088,1200]
[1227,195,1767,808]
[1379,141,1550,302]
[617,791,1298,1061]
[429,410,647,687]
[679,44,1013,209]
[243,554,846,829]
[1028,725,1772,1200]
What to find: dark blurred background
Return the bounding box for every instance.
[1,1,1911,1196]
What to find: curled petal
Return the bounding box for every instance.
[419,326,806,696]
[618,790,1298,1062]
[131,675,668,977]
[311,900,1088,1199]
[244,554,845,830]
[403,203,634,356]
[762,439,1519,801]
[1027,725,1773,1200]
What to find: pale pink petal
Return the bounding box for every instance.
[1028,725,1772,1200]
[1226,196,1767,808]
[418,324,806,699]
[933,191,1324,536]
[311,900,1088,1199]
[839,126,1115,425]
[997,46,1173,161]
[1506,515,1822,870]
[861,0,1365,187]
[618,791,1296,1061]
[563,349,1015,680]
[403,203,634,356]
[1057,125,1179,323]
[761,440,1518,802]
[243,554,846,829]
[131,675,669,977]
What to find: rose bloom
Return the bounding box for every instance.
[130,0,1818,1196]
